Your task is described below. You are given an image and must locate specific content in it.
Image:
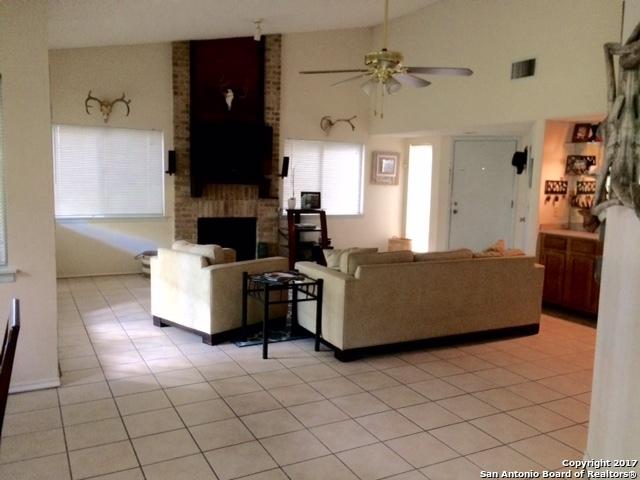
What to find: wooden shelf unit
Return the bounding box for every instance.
[281,209,331,270]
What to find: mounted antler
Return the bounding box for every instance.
[320,115,357,135]
[85,90,131,122]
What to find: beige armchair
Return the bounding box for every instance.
[151,246,288,344]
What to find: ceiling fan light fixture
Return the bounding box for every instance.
[361,79,377,96]
[385,77,401,95]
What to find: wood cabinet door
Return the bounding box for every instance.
[563,252,597,313]
[541,249,566,304]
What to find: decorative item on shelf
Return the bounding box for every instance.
[320,115,357,135]
[301,192,321,209]
[85,91,131,123]
[578,208,601,233]
[371,151,400,185]
[287,166,296,209]
[566,155,596,175]
[544,180,568,195]
[571,123,592,143]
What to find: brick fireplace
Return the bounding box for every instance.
[172,37,281,255]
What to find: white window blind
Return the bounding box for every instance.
[53,125,164,218]
[282,140,363,215]
[0,77,7,266]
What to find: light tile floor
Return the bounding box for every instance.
[0,275,595,479]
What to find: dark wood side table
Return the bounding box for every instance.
[241,271,324,359]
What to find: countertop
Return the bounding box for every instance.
[539,228,600,240]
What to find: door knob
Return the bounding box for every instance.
[453,209,458,214]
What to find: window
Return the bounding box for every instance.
[0,76,7,266]
[282,140,364,215]
[52,125,164,218]
[405,145,433,252]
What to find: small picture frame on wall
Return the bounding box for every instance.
[300,191,321,209]
[371,151,400,185]
[571,123,592,143]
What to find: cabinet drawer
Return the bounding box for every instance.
[543,235,567,250]
[569,239,597,255]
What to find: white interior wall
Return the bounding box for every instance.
[49,44,174,277]
[369,0,622,134]
[0,0,59,391]
[281,30,404,251]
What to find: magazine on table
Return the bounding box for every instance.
[261,271,306,283]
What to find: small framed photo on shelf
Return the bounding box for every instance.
[300,191,321,209]
[566,155,596,175]
[571,123,592,143]
[372,151,400,185]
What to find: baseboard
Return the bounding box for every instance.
[328,323,541,362]
[9,376,61,394]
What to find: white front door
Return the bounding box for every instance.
[449,139,517,251]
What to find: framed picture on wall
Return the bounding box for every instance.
[571,123,592,143]
[371,151,400,185]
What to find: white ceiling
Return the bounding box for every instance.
[48,0,438,49]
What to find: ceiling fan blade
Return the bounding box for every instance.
[406,67,473,76]
[331,73,369,86]
[300,69,368,75]
[393,73,431,88]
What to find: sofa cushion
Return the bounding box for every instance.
[413,248,473,262]
[505,248,526,257]
[323,247,377,271]
[345,250,414,275]
[172,240,225,265]
[473,250,503,258]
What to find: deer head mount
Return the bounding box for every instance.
[85,91,131,123]
[219,76,248,111]
[320,115,357,135]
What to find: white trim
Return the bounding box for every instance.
[9,377,61,394]
[0,266,17,283]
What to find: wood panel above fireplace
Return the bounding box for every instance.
[190,37,264,124]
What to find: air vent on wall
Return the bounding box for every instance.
[511,58,536,79]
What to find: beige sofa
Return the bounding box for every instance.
[296,251,544,360]
[151,242,288,344]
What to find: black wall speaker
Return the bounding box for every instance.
[166,150,176,175]
[280,156,289,178]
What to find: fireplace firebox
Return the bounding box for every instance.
[197,217,257,261]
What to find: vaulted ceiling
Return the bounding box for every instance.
[48,0,438,49]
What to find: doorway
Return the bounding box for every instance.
[405,145,433,252]
[449,139,517,251]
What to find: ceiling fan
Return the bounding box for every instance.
[300,0,473,117]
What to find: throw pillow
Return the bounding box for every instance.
[172,240,225,265]
[413,249,473,262]
[504,248,525,257]
[322,247,377,271]
[485,239,506,254]
[345,250,414,276]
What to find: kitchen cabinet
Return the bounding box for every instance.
[538,232,602,315]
